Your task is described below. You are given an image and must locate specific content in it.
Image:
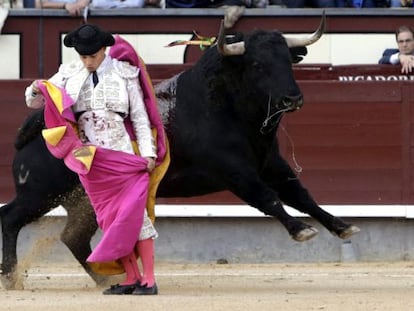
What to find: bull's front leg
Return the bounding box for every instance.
[277,178,360,239]
[263,201,319,242]
[225,168,319,242]
[265,155,360,239]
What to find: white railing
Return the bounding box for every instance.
[35,204,414,219]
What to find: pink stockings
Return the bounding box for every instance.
[136,238,156,287]
[120,252,141,285]
[119,238,155,287]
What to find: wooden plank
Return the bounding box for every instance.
[286,124,401,147]
[307,190,402,205]
[285,146,400,169]
[301,170,402,204]
[300,81,402,103]
[287,103,401,126]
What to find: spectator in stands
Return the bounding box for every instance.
[335,0,376,7]
[166,0,267,8]
[35,0,89,15]
[272,0,388,6]
[379,25,414,74]
[91,0,163,8]
[23,0,35,7]
[277,0,336,7]
[35,0,162,14]
[389,0,413,7]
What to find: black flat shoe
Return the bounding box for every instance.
[132,283,158,295]
[102,283,136,295]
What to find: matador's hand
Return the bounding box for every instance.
[145,157,155,173]
[31,80,42,96]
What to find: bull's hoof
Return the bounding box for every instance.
[0,273,20,290]
[94,275,113,288]
[292,227,319,242]
[337,225,360,239]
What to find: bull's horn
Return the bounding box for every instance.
[217,19,245,56]
[283,11,326,48]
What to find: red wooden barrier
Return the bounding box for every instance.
[1,65,413,206]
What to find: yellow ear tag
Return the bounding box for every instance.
[73,146,97,172]
[42,126,67,146]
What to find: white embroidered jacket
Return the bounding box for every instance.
[25,55,156,158]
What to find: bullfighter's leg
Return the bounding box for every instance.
[100,252,140,295]
[135,238,156,288]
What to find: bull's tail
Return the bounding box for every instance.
[14,109,45,150]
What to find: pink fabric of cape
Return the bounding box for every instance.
[109,35,167,166]
[68,148,149,263]
[40,82,149,264]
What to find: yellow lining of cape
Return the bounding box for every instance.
[44,81,64,114]
[42,126,67,146]
[73,146,97,172]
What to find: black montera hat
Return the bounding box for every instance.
[64,24,115,56]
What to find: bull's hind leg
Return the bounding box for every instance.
[0,199,52,289]
[61,191,108,286]
[1,215,21,289]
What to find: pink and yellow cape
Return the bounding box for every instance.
[40,36,170,275]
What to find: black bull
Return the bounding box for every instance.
[1,18,359,289]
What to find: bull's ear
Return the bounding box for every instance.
[290,46,308,64]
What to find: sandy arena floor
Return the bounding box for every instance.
[1,261,414,311]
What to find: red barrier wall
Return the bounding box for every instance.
[2,66,414,205]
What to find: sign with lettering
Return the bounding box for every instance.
[338,75,414,81]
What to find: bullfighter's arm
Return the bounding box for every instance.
[128,76,157,160]
[25,82,45,109]
[25,71,66,109]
